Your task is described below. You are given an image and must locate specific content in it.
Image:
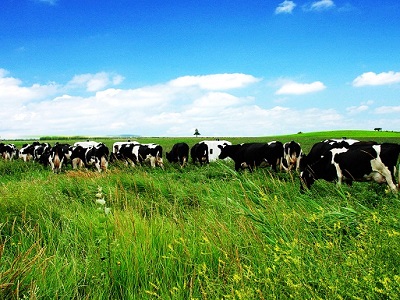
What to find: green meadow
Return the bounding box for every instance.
[1,130,400,299]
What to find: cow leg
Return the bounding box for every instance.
[371,158,398,192]
[333,162,343,185]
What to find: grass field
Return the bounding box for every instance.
[1,130,400,299]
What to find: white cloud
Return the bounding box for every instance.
[67,72,125,92]
[0,68,59,104]
[275,80,326,95]
[374,106,400,114]
[303,0,335,11]
[352,71,400,87]
[169,73,261,90]
[35,0,58,5]
[346,105,369,115]
[275,1,297,14]
[1,70,399,139]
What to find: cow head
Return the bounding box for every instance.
[217,144,230,159]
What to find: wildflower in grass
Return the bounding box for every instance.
[95,185,111,215]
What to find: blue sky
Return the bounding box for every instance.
[1,0,399,138]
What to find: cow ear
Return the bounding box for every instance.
[218,145,223,149]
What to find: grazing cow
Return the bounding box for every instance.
[71,142,109,172]
[191,142,209,166]
[300,142,400,192]
[166,142,190,168]
[139,143,164,168]
[110,141,139,162]
[114,143,141,166]
[218,141,284,172]
[199,140,232,161]
[111,142,163,168]
[300,139,362,171]
[48,143,69,173]
[0,143,18,160]
[281,141,303,172]
[19,142,40,162]
[33,142,51,161]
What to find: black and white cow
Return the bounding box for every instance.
[281,141,303,172]
[19,142,40,162]
[139,143,164,168]
[71,141,109,172]
[191,142,209,166]
[0,143,19,160]
[33,142,51,162]
[111,142,163,168]
[300,142,400,192]
[218,141,284,172]
[110,141,139,162]
[48,143,70,173]
[166,142,190,168]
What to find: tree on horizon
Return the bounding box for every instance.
[194,128,201,137]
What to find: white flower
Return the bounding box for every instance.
[96,198,106,205]
[104,207,111,215]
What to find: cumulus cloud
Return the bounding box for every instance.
[374,106,400,114]
[67,72,124,92]
[352,71,400,87]
[0,68,59,104]
[346,105,369,115]
[275,1,297,14]
[1,70,399,139]
[303,0,335,11]
[275,80,326,95]
[168,73,261,90]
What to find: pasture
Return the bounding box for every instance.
[1,130,400,299]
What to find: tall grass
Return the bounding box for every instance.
[1,133,400,299]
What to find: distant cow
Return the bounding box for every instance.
[166,142,189,168]
[300,142,400,192]
[0,143,18,160]
[218,141,284,172]
[71,142,109,172]
[191,142,209,166]
[281,141,302,172]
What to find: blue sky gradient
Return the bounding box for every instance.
[1,0,399,138]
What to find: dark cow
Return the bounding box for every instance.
[300,142,400,192]
[71,142,109,172]
[166,142,189,168]
[218,141,284,172]
[0,143,18,160]
[191,142,209,166]
[281,141,303,172]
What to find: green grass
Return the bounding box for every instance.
[1,130,400,299]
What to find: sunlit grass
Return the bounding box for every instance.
[1,132,400,299]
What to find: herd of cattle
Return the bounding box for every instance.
[1,138,400,192]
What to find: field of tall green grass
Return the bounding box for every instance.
[1,130,400,299]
